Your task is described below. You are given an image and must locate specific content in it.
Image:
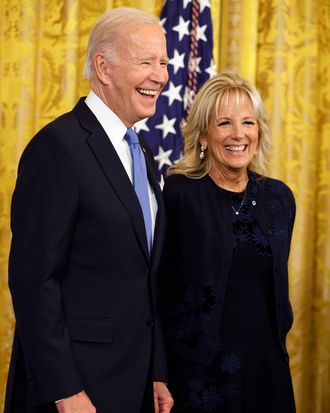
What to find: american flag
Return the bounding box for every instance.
[136,0,216,177]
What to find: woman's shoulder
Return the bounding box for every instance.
[251,171,293,196]
[251,172,295,209]
[263,177,293,198]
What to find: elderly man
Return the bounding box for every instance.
[4,7,173,413]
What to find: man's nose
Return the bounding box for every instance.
[150,64,169,85]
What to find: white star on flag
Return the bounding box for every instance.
[205,59,217,77]
[169,49,185,74]
[154,147,173,169]
[134,118,150,133]
[196,24,208,42]
[183,0,192,9]
[199,0,211,13]
[162,82,183,106]
[155,115,177,139]
[172,16,190,41]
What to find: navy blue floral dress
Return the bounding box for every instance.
[166,181,296,413]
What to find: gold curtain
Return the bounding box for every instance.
[0,0,329,412]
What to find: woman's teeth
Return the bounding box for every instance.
[225,144,247,152]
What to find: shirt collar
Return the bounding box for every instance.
[85,90,127,148]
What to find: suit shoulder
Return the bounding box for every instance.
[39,97,88,138]
[17,111,83,176]
[21,106,85,159]
[36,109,80,143]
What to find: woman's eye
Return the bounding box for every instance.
[243,120,256,126]
[218,120,230,127]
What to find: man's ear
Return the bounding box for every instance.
[93,53,111,85]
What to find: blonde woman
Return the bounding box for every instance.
[160,72,296,412]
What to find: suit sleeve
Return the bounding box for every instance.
[8,131,84,405]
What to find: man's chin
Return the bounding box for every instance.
[138,110,156,121]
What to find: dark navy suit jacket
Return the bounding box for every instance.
[5,98,167,413]
[160,171,295,366]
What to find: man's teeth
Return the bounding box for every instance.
[225,145,246,152]
[137,88,157,96]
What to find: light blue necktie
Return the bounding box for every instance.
[124,128,152,252]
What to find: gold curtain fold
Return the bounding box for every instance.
[0,1,329,411]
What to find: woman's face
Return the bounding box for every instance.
[201,94,259,175]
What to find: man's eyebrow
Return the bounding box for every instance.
[136,55,169,61]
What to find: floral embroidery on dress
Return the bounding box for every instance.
[186,379,224,411]
[232,202,272,257]
[184,376,239,412]
[220,354,241,374]
[165,279,217,350]
[250,224,271,256]
[181,282,217,316]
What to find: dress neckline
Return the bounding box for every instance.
[205,174,249,196]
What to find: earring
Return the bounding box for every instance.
[200,145,206,159]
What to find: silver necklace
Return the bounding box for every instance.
[231,185,248,215]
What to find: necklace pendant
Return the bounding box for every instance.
[235,211,239,215]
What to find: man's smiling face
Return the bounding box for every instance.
[104,23,169,127]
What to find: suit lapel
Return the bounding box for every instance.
[142,144,166,269]
[73,98,150,263]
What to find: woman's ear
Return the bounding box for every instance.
[93,53,111,85]
[199,136,207,148]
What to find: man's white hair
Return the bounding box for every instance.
[83,7,160,79]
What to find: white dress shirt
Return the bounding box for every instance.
[85,91,158,244]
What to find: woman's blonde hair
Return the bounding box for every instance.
[168,71,271,177]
